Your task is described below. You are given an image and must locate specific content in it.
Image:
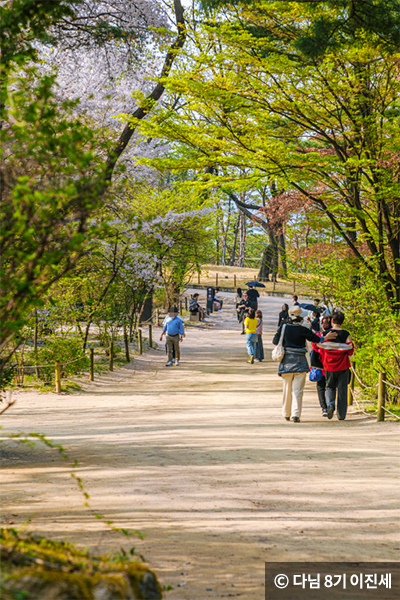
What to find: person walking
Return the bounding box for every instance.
[244,308,258,364]
[237,292,252,334]
[310,315,332,417]
[235,288,243,321]
[160,306,185,367]
[317,311,354,420]
[272,306,337,422]
[162,312,174,361]
[292,295,300,306]
[254,309,264,362]
[278,303,289,327]
[246,285,259,310]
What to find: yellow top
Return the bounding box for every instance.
[245,317,257,334]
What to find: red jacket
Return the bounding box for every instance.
[313,332,354,373]
[317,343,354,372]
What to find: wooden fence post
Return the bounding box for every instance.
[138,329,142,355]
[179,300,183,315]
[124,327,130,363]
[155,308,159,327]
[148,324,152,348]
[234,274,236,288]
[55,361,61,394]
[348,360,355,405]
[109,340,114,372]
[377,372,386,421]
[90,348,94,381]
[185,297,188,311]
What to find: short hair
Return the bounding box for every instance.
[193,293,199,297]
[248,308,255,319]
[314,299,320,304]
[293,295,298,301]
[332,311,345,325]
[169,305,178,313]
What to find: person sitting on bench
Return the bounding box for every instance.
[214,288,223,311]
[189,293,206,320]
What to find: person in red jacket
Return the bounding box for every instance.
[317,311,354,421]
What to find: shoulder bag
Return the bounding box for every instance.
[272,324,286,362]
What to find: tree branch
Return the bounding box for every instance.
[105,0,186,181]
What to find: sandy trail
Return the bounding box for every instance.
[1,293,399,599]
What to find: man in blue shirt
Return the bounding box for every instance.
[160,306,185,366]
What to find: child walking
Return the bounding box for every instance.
[255,309,264,362]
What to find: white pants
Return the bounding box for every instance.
[281,372,307,418]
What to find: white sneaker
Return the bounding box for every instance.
[166,361,173,367]
[175,360,179,366]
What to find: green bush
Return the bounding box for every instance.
[295,250,400,404]
[22,336,88,381]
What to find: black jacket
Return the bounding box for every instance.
[246,288,259,302]
[273,323,321,348]
[278,310,289,327]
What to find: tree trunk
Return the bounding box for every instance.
[238,211,246,267]
[258,245,273,281]
[228,215,240,266]
[277,232,287,277]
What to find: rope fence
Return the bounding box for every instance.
[8,326,155,394]
[349,363,400,422]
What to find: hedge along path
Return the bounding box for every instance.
[1,293,399,600]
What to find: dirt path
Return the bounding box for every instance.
[1,293,399,599]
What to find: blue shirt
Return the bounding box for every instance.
[163,316,184,336]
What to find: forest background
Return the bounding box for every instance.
[1,0,400,398]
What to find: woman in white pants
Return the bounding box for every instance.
[272,306,336,422]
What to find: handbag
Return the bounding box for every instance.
[309,367,324,382]
[272,324,286,362]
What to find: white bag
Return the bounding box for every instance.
[272,324,286,362]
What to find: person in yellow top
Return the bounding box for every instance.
[244,308,258,364]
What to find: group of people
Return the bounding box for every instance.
[160,290,355,425]
[273,298,354,423]
[235,286,264,363]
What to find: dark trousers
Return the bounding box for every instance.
[325,369,350,420]
[255,335,264,360]
[166,334,180,362]
[317,376,327,411]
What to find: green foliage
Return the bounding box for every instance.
[136,0,400,310]
[201,0,400,55]
[20,336,87,380]
[295,248,400,402]
[1,68,107,351]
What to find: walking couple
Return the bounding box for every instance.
[273,306,354,422]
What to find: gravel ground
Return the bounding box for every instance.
[1,292,399,599]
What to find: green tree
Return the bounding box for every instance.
[0,70,106,357]
[134,1,400,309]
